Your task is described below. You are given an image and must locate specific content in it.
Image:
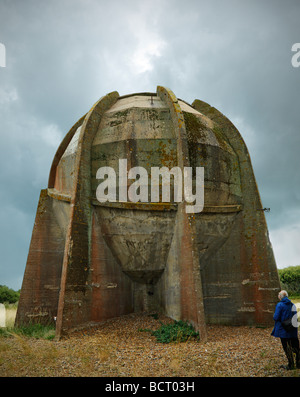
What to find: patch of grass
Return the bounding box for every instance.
[0,327,11,338]
[2,302,18,309]
[15,323,56,340]
[290,296,300,302]
[0,323,56,340]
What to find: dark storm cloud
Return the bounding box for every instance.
[0,0,299,288]
[148,0,300,229]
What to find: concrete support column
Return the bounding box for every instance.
[192,99,280,325]
[56,92,119,338]
[157,86,207,341]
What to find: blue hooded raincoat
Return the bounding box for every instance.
[271,296,298,338]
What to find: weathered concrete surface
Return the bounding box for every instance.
[192,99,280,325]
[16,86,280,338]
[15,190,69,326]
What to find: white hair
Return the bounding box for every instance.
[278,290,288,299]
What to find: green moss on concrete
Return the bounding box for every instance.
[183,112,207,142]
[212,126,230,150]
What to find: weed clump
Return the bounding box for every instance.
[140,320,199,344]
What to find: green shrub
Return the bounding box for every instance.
[0,285,20,304]
[278,266,300,296]
[141,320,199,344]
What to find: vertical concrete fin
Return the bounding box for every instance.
[48,113,87,188]
[15,190,67,326]
[56,91,119,338]
[192,99,280,325]
[157,86,188,168]
[157,86,207,340]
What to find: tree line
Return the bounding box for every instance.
[278,265,300,297]
[0,285,20,304]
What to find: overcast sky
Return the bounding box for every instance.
[0,0,299,290]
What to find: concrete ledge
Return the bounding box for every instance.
[91,199,242,213]
[48,188,71,202]
[47,190,243,213]
[91,199,177,211]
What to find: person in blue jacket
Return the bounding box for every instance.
[271,290,300,370]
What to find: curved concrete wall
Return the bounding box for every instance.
[16,87,280,339]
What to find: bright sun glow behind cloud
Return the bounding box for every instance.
[125,3,167,74]
[130,39,167,73]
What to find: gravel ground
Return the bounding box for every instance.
[0,312,299,378]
